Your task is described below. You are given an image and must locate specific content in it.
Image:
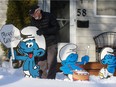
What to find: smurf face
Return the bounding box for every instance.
[18,38,44,58]
[101,47,114,60]
[65,53,78,63]
[19,39,37,51]
[59,43,77,61]
[21,26,46,50]
[101,54,116,65]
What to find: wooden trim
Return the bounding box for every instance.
[80,62,107,69]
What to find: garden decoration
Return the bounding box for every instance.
[0,24,21,68]
[0,25,46,78]
[59,43,89,81]
[99,47,116,79]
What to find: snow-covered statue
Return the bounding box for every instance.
[59,43,89,80]
[99,47,116,79]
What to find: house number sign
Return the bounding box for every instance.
[77,9,87,16]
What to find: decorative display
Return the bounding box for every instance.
[11,37,45,78]
[59,43,89,81]
[0,24,22,67]
[0,25,46,78]
[0,24,21,48]
[99,47,116,79]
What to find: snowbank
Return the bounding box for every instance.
[0,67,116,87]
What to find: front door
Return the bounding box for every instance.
[51,0,70,42]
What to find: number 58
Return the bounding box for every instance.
[77,9,87,16]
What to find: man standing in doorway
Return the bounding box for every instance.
[29,5,60,79]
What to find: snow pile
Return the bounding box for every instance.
[0,62,116,87]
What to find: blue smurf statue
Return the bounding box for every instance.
[2,26,46,78]
[8,37,45,78]
[60,53,89,75]
[59,43,89,80]
[99,47,116,79]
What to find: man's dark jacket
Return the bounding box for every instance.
[30,10,60,47]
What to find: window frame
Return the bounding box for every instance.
[94,0,116,18]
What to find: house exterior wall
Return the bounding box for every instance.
[76,0,116,62]
[0,0,8,58]
[0,0,116,62]
[0,0,8,28]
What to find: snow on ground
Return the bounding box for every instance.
[0,65,116,87]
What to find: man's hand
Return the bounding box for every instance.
[36,30,43,36]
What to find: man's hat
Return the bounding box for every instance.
[29,5,39,15]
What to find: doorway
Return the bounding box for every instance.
[51,0,70,42]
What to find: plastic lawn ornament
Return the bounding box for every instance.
[21,26,46,50]
[17,26,45,78]
[59,43,89,80]
[0,24,21,67]
[11,37,45,78]
[2,25,46,78]
[0,24,21,48]
[60,53,89,74]
[99,47,116,79]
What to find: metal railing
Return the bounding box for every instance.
[93,32,116,61]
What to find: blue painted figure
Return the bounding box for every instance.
[60,53,89,74]
[8,38,45,78]
[101,54,116,75]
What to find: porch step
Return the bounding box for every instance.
[57,62,116,76]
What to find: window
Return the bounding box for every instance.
[51,0,69,42]
[94,0,116,18]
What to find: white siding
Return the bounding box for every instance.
[76,0,116,62]
[0,0,8,28]
[0,0,8,58]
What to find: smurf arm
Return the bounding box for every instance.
[15,56,27,61]
[78,55,89,65]
[8,49,12,59]
[35,48,45,57]
[8,49,27,61]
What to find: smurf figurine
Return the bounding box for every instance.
[60,53,89,75]
[8,26,46,78]
[8,37,45,78]
[99,47,116,79]
[59,43,89,80]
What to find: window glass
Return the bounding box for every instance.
[51,0,69,42]
[96,0,116,16]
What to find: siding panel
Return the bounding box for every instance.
[76,0,116,62]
